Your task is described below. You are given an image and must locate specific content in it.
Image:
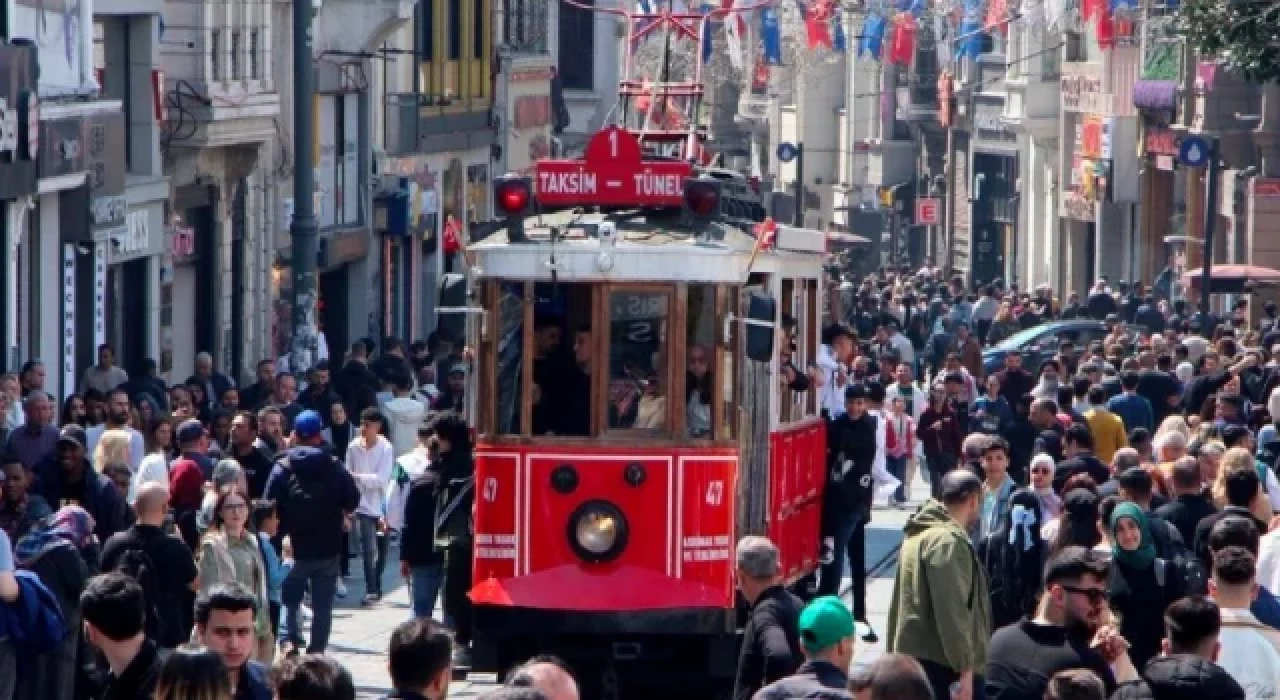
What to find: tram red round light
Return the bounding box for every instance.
[497,181,531,216]
[685,183,720,217]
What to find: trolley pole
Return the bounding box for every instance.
[289,0,319,373]
[1197,136,1221,323]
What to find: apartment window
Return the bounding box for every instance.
[503,0,548,53]
[558,0,593,89]
[449,0,462,60]
[211,29,222,80]
[230,31,241,79]
[250,30,259,79]
[418,2,434,59]
[473,0,485,59]
[317,94,363,229]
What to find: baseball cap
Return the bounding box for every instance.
[798,595,855,653]
[176,419,206,445]
[293,409,324,439]
[57,424,86,450]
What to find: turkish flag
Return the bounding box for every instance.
[806,0,833,48]
[888,15,916,64]
[753,217,778,249]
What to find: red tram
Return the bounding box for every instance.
[450,2,831,694]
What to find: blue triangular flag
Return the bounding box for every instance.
[761,7,782,64]
[859,15,886,58]
[833,14,847,51]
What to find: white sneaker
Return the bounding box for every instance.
[300,604,313,622]
[335,579,348,598]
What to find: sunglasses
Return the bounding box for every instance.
[1061,585,1108,604]
[1031,467,1052,475]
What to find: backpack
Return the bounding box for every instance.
[115,543,174,646]
[7,571,66,655]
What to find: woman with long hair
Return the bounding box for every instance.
[60,395,87,428]
[130,418,174,504]
[154,649,232,700]
[1212,446,1275,523]
[430,412,476,665]
[92,428,135,474]
[13,506,96,700]
[976,489,1046,629]
[1047,488,1102,559]
[196,484,274,662]
[1105,502,1186,670]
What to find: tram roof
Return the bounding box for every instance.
[469,209,827,283]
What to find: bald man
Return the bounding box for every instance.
[506,657,580,700]
[100,481,200,649]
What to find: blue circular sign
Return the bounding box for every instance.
[1179,136,1210,168]
[776,142,799,164]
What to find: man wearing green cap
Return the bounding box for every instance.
[753,596,856,699]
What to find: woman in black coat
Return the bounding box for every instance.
[976,489,1046,630]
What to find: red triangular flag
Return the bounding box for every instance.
[889,15,916,64]
[805,0,833,48]
[1095,10,1114,48]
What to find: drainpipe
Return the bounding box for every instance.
[81,0,97,92]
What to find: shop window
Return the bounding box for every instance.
[558,0,594,90]
[250,30,259,79]
[607,289,669,432]
[230,31,241,80]
[210,29,221,81]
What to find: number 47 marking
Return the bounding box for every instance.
[705,480,724,507]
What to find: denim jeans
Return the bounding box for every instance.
[353,514,389,596]
[817,513,859,597]
[281,556,340,653]
[410,564,446,620]
[887,454,908,502]
[0,639,14,700]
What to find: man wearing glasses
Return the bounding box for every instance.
[984,547,1139,699]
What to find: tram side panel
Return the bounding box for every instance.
[766,419,826,581]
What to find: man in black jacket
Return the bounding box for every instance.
[1053,425,1111,493]
[732,535,803,700]
[265,410,360,655]
[1192,468,1269,571]
[33,424,128,541]
[1111,596,1244,700]
[334,342,381,419]
[754,596,855,699]
[1154,456,1219,549]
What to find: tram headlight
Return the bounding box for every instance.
[567,500,629,563]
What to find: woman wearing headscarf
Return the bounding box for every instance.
[975,489,1045,629]
[1106,502,1187,670]
[14,506,96,700]
[1029,454,1063,521]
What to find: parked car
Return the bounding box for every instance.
[981,319,1139,376]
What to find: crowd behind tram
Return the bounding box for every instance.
[731,260,1280,700]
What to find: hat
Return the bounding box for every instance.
[176,419,206,445]
[57,424,86,450]
[293,410,324,439]
[844,384,867,401]
[798,595,855,653]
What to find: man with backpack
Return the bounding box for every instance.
[265,409,359,655]
[99,482,199,651]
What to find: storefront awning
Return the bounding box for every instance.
[1133,80,1179,112]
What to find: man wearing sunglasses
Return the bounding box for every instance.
[985,547,1139,700]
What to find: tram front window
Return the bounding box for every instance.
[530,283,594,436]
[608,290,669,431]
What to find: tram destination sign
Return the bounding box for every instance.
[535,126,693,207]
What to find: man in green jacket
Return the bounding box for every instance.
[886,470,991,700]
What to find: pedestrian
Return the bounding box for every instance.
[886,470,991,700]
[505,657,580,700]
[978,438,1017,540]
[0,496,18,700]
[85,388,146,469]
[81,573,162,700]
[196,485,274,662]
[265,409,358,655]
[273,655,355,700]
[193,583,273,700]
[397,427,446,620]
[1053,425,1111,493]
[225,412,273,500]
[8,391,59,471]
[250,500,284,648]
[1029,454,1063,520]
[977,488,1045,631]
[1043,670,1107,700]
[1194,465,1269,569]
[847,654,932,700]
[919,384,962,498]
[1111,596,1244,700]
[732,535,803,700]
[154,648,233,700]
[130,418,173,505]
[1106,502,1187,669]
[33,425,128,541]
[381,374,426,458]
[753,595,856,699]
[426,412,475,664]
[345,407,393,604]
[100,481,199,651]
[197,459,248,534]
[1209,547,1280,695]
[1084,386,1129,464]
[382,617,453,700]
[0,454,52,540]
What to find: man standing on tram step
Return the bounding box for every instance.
[817,384,882,643]
[265,409,360,655]
[817,323,858,420]
[887,470,991,700]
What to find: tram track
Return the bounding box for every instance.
[840,541,902,599]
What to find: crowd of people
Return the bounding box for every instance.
[730,265,1280,700]
[0,333,509,699]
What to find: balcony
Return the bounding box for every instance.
[902,42,940,122]
[384,92,495,157]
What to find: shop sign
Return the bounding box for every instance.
[502,56,554,174]
[1079,116,1113,160]
[1061,66,1112,114]
[169,220,196,260]
[38,117,86,179]
[86,113,125,197]
[1061,191,1096,221]
[110,209,152,260]
[1146,126,1179,157]
[1254,179,1280,198]
[61,244,76,400]
[972,97,1018,149]
[93,243,107,350]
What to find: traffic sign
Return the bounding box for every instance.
[776,142,799,164]
[534,126,692,207]
[915,197,941,226]
[1179,136,1210,168]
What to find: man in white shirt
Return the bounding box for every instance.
[818,323,857,420]
[86,387,146,469]
[1210,546,1280,696]
[345,407,395,604]
[380,375,427,458]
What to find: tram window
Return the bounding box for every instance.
[531,283,594,436]
[778,279,797,423]
[607,290,669,432]
[722,285,740,440]
[687,285,716,439]
[494,282,525,435]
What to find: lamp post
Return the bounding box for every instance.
[289,0,319,373]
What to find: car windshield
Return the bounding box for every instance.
[992,325,1050,351]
